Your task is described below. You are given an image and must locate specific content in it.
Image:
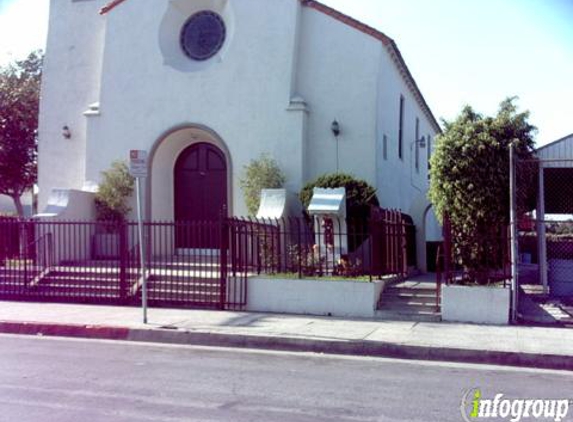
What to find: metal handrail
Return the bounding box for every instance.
[435,244,444,311]
[25,232,55,268]
[20,231,55,287]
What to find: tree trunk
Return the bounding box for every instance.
[11,195,24,219]
[11,195,29,257]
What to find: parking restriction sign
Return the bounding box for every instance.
[129,150,148,178]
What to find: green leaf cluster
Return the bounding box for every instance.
[94,161,135,222]
[429,98,536,283]
[299,173,379,221]
[239,154,286,216]
[0,51,43,216]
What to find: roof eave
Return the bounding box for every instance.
[385,41,442,133]
[301,0,441,134]
[100,0,128,15]
[536,132,573,152]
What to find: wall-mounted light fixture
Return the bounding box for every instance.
[331,119,341,172]
[410,136,426,150]
[331,119,340,138]
[62,125,72,139]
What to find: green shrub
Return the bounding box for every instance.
[299,173,379,221]
[429,98,536,284]
[95,161,135,223]
[239,154,286,216]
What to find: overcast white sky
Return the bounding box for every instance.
[0,0,572,146]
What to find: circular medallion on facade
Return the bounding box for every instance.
[180,11,226,61]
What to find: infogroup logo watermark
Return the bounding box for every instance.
[461,388,571,422]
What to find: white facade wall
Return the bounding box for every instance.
[38,0,107,210]
[375,48,437,215]
[375,46,441,266]
[84,0,305,218]
[40,0,306,217]
[297,7,380,183]
[37,0,441,266]
[296,5,440,242]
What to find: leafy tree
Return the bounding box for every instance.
[429,97,536,283]
[299,173,379,221]
[0,51,43,217]
[239,154,286,216]
[95,161,135,223]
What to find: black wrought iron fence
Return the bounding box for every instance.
[0,212,413,308]
[0,219,227,307]
[0,217,20,265]
[227,210,410,279]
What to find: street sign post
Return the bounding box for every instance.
[129,150,148,324]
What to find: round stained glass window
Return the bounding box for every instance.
[180,11,226,61]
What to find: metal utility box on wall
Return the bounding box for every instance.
[308,188,347,266]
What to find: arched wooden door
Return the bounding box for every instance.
[174,143,227,248]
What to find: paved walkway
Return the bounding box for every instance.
[0,301,572,371]
[518,284,573,325]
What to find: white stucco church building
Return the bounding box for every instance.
[38,0,441,269]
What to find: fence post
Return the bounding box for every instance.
[380,211,386,274]
[296,218,302,279]
[443,213,452,284]
[220,211,228,310]
[369,216,375,280]
[22,220,28,287]
[537,160,548,294]
[435,244,442,311]
[509,143,519,323]
[392,211,397,275]
[119,222,127,303]
[400,211,407,277]
[0,219,5,266]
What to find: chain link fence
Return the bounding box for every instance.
[515,158,573,303]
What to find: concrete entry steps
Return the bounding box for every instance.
[0,260,225,306]
[376,274,441,322]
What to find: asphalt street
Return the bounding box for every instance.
[0,334,571,422]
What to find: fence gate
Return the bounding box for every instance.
[515,158,573,303]
[370,208,409,278]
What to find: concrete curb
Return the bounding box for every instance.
[1,321,572,371]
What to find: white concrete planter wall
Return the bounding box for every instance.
[246,277,386,318]
[441,284,510,325]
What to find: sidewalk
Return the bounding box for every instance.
[0,301,572,371]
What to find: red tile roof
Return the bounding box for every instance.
[301,0,393,46]
[98,0,440,131]
[100,0,128,15]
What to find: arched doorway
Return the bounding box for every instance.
[424,205,443,272]
[174,142,228,222]
[173,142,227,248]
